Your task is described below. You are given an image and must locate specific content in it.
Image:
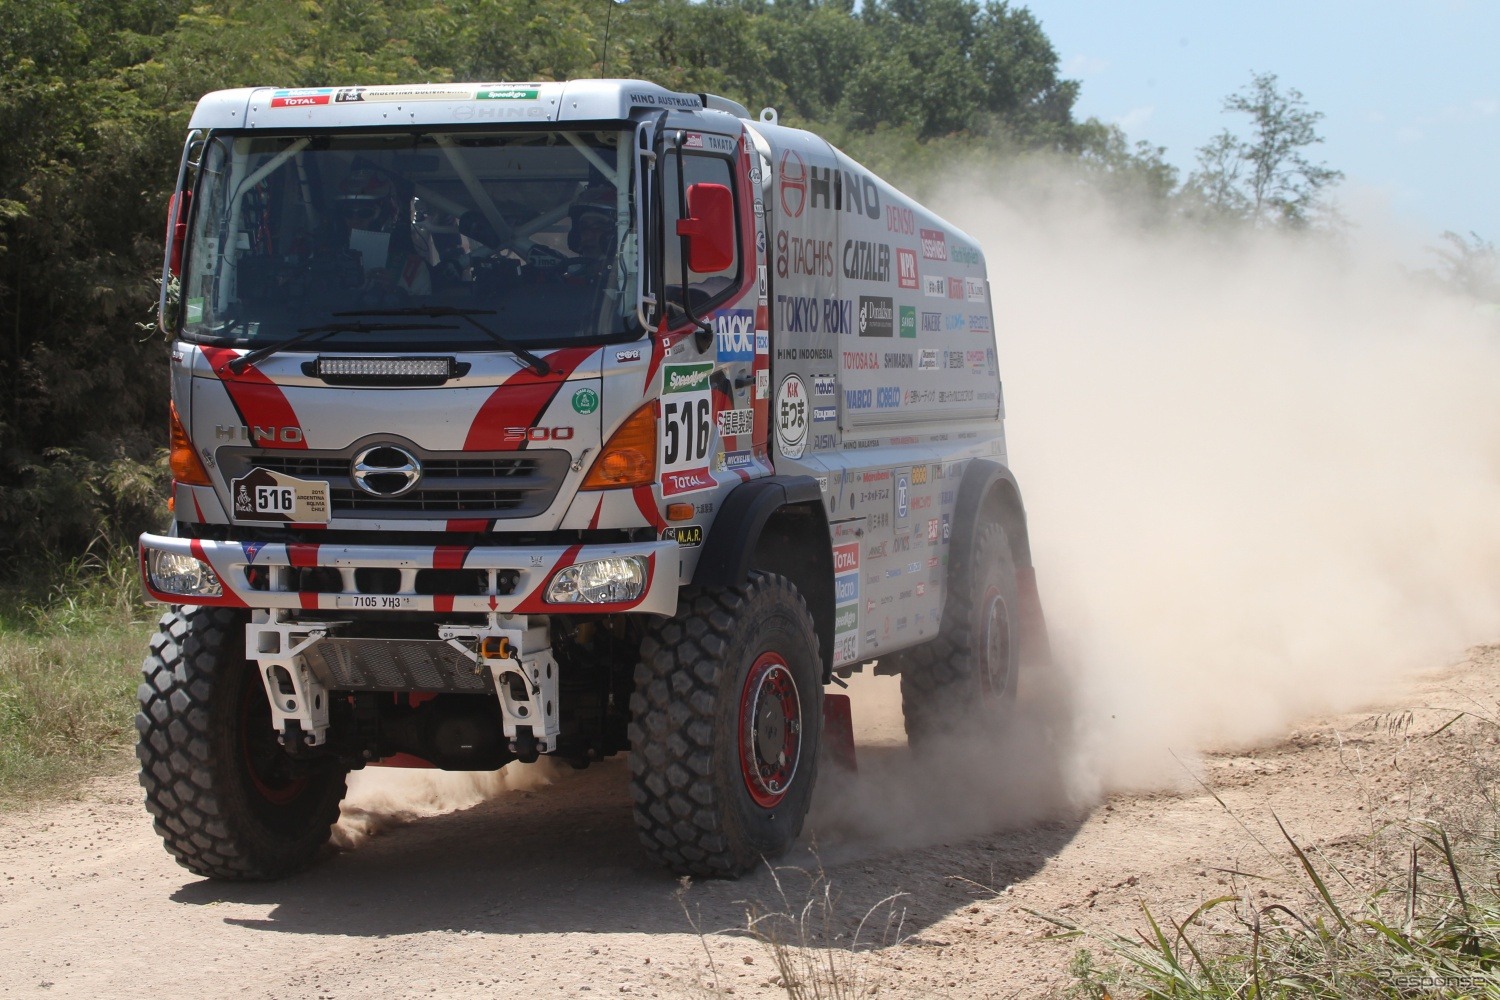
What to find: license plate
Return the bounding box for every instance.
[334,595,416,610]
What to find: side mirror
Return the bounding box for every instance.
[165,190,192,278]
[675,182,735,274]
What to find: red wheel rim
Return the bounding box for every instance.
[738,652,803,808]
[240,669,308,806]
[978,584,1012,697]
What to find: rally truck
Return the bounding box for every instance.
[138,79,1047,880]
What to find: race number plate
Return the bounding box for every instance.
[659,362,715,497]
[230,468,330,524]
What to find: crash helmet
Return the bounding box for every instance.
[336,167,396,230]
[567,185,616,256]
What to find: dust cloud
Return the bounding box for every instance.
[333,757,564,848]
[336,165,1500,860]
[809,164,1500,852]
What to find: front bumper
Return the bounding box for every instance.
[138,533,679,616]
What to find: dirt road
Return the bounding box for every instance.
[2,646,1494,999]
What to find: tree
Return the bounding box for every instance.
[1429,231,1499,304]
[1185,72,1342,228]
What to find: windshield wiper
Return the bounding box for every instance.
[335,307,552,376]
[225,321,458,375]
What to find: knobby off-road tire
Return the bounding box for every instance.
[629,572,823,878]
[136,606,348,880]
[900,520,1020,744]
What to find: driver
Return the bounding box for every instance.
[554,184,618,289]
[333,166,431,297]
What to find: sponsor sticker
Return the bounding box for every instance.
[713,308,756,362]
[779,150,806,218]
[896,248,919,289]
[663,525,704,547]
[812,405,837,423]
[833,542,861,575]
[270,89,332,108]
[231,469,330,524]
[755,369,769,400]
[476,87,539,100]
[966,277,987,302]
[571,387,599,414]
[919,228,948,261]
[857,296,894,337]
[717,407,755,437]
[614,348,642,363]
[899,305,917,339]
[775,374,809,459]
[923,275,947,298]
[835,604,859,634]
[917,348,939,370]
[813,374,836,396]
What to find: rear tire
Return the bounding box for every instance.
[900,520,1020,744]
[136,606,348,881]
[629,572,822,878]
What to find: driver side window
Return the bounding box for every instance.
[661,152,739,313]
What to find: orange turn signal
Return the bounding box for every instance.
[169,402,213,486]
[581,401,657,490]
[666,503,695,521]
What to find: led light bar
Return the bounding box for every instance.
[317,357,452,378]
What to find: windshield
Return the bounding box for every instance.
[179,128,638,350]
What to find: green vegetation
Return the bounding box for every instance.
[0,551,155,805]
[1052,709,1500,998]
[0,0,1179,581]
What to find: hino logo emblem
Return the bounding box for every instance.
[352,445,422,498]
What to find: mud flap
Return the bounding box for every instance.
[821,693,856,773]
[1015,565,1052,670]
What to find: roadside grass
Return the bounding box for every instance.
[1049,700,1500,999]
[679,861,909,998]
[0,549,155,807]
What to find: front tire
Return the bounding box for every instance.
[900,520,1020,744]
[136,606,348,880]
[629,572,822,878]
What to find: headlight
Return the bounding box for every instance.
[545,556,647,604]
[146,547,223,599]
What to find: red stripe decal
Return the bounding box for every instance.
[299,592,320,610]
[642,318,670,395]
[200,346,308,451]
[433,546,469,570]
[631,484,666,529]
[287,543,320,568]
[447,518,490,533]
[463,347,597,452]
[587,497,603,530]
[190,491,205,524]
[434,595,455,614]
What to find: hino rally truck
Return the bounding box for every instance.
[137,79,1046,880]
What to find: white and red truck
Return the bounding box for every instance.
[138,79,1046,880]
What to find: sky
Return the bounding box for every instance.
[1021,0,1499,254]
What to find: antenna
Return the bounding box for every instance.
[599,0,629,77]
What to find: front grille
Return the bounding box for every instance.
[217,446,570,520]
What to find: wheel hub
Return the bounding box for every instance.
[979,585,1012,696]
[739,653,802,808]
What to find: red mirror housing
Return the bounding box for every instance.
[166,190,191,278]
[675,182,735,274]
